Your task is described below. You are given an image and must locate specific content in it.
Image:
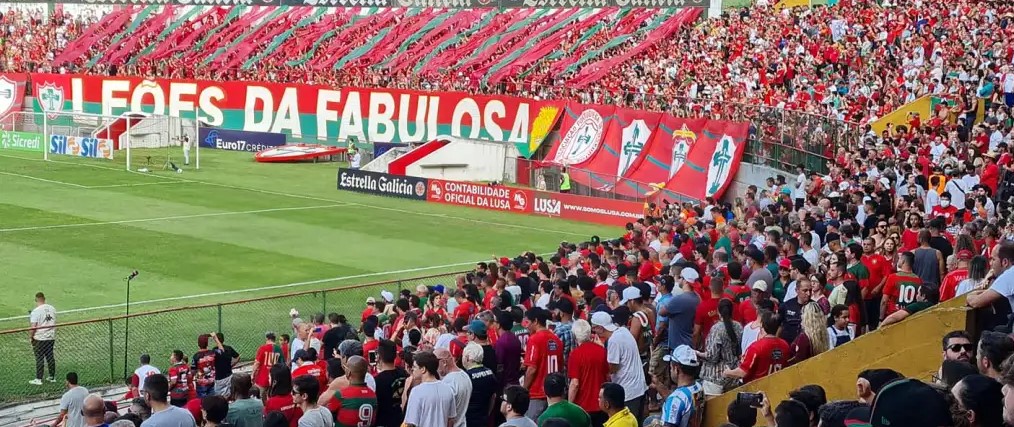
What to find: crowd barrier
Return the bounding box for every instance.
[0,272,461,404]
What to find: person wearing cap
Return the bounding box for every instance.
[940,249,974,301]
[738,280,776,325]
[362,297,377,324]
[869,378,954,427]
[659,268,702,352]
[660,345,704,427]
[590,311,646,423]
[620,287,654,365]
[292,348,327,392]
[537,372,591,427]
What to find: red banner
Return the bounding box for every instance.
[546,104,748,201]
[29,73,563,157]
[0,73,27,119]
[532,191,644,227]
[427,179,533,214]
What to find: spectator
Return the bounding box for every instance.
[56,372,88,427]
[201,396,230,427]
[192,335,218,398]
[826,305,855,349]
[82,394,107,427]
[658,268,701,351]
[567,319,608,426]
[787,302,829,366]
[252,333,284,395]
[660,345,704,426]
[133,355,161,399]
[141,374,197,427]
[168,350,193,408]
[937,360,978,389]
[977,331,1014,381]
[463,342,497,427]
[598,383,635,427]
[951,374,1004,427]
[373,339,408,427]
[523,307,564,420]
[292,374,331,427]
[697,298,742,397]
[879,285,940,327]
[319,356,376,427]
[537,372,589,427]
[435,348,471,427]
[29,291,57,386]
[495,309,523,388]
[968,242,1014,309]
[263,365,300,427]
[226,374,263,427]
[590,311,646,422]
[500,385,536,427]
[724,311,789,383]
[404,351,456,427]
[212,333,240,397]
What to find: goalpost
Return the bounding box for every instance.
[36,110,201,172]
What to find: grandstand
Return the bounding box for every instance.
[2,0,1014,427]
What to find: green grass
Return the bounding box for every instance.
[0,148,611,403]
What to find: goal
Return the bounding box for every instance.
[37,110,200,172]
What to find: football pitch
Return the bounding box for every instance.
[0,148,608,401]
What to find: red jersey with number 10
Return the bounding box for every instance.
[740,336,790,382]
[255,344,284,387]
[525,329,564,399]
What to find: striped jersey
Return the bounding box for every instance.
[327,384,378,427]
[661,381,704,427]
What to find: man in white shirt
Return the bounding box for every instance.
[794,164,807,211]
[29,292,57,385]
[54,372,88,427]
[591,311,646,423]
[404,351,457,427]
[349,147,362,169]
[435,348,471,427]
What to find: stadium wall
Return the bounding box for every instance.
[404,137,513,182]
[703,295,973,426]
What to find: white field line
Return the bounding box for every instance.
[0,171,87,188]
[0,259,481,322]
[86,181,192,189]
[0,204,349,233]
[0,154,590,237]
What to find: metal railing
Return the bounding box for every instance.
[0,271,462,404]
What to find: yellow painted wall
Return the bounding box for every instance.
[870,95,935,135]
[703,297,971,426]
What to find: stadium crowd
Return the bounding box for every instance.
[38,138,1014,427]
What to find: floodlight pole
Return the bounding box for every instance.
[123,271,137,381]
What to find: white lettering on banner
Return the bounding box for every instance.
[535,198,561,215]
[65,79,535,143]
[339,173,418,196]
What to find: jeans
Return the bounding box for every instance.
[33,339,56,380]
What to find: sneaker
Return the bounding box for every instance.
[28,379,42,386]
[46,377,56,383]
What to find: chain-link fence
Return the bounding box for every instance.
[0,272,462,404]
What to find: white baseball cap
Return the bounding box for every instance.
[680,268,700,282]
[663,345,700,367]
[752,280,769,292]
[619,286,642,305]
[590,311,618,332]
[381,290,394,302]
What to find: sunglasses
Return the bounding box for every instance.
[948,344,974,352]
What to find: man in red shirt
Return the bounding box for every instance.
[361,297,376,324]
[723,311,789,383]
[252,332,285,394]
[861,237,892,331]
[638,249,658,282]
[982,153,1000,194]
[523,307,564,419]
[930,192,959,225]
[361,322,380,375]
[167,350,193,407]
[320,356,377,427]
[292,349,328,392]
[940,250,973,301]
[693,278,723,348]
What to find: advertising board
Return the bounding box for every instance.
[337,168,428,200]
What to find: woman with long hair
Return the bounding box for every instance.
[956,255,990,296]
[843,279,867,336]
[696,299,743,397]
[880,237,900,266]
[787,302,831,366]
[263,364,301,425]
[901,213,923,252]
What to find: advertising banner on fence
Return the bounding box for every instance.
[337,168,428,200]
[199,127,287,152]
[49,134,114,159]
[30,73,562,158]
[0,73,26,119]
[0,130,44,152]
[532,191,644,227]
[427,179,532,214]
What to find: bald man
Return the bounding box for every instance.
[82,394,106,427]
[436,348,471,427]
[318,356,377,426]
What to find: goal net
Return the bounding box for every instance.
[38,110,200,172]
